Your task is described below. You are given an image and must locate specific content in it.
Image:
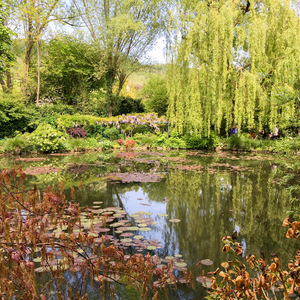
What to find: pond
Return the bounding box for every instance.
[0,150,299,299]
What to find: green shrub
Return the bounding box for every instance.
[114,96,145,116]
[99,140,114,150]
[185,132,221,149]
[3,134,33,154]
[0,97,36,138]
[227,134,260,151]
[57,114,101,129]
[102,127,121,140]
[268,138,300,153]
[66,137,99,151]
[132,133,157,146]
[30,124,68,153]
[132,124,153,135]
[164,136,187,149]
[227,134,248,151]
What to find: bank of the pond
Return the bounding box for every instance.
[0,130,299,156]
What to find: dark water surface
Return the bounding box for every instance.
[0,150,299,299]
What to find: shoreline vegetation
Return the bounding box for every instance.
[0,111,299,156]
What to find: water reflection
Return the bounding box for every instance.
[0,151,298,299]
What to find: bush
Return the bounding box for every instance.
[114,96,145,116]
[67,127,88,138]
[185,132,220,149]
[3,134,33,154]
[164,136,186,149]
[142,75,168,116]
[103,127,121,140]
[66,137,99,151]
[30,124,68,153]
[99,140,114,150]
[227,134,254,151]
[0,96,36,138]
[132,133,158,146]
[268,137,300,153]
[125,140,135,148]
[29,102,78,129]
[134,133,186,149]
[116,139,124,146]
[58,114,101,129]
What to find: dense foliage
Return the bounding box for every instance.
[0,97,34,138]
[142,75,168,116]
[168,0,300,135]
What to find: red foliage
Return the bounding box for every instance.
[125,140,135,148]
[67,127,88,138]
[116,139,124,145]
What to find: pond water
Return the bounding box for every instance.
[0,150,299,299]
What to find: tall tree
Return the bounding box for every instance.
[0,0,14,93]
[168,0,300,135]
[17,0,61,99]
[73,0,168,116]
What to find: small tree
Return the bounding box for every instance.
[142,74,168,116]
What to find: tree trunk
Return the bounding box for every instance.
[106,68,114,117]
[0,77,7,93]
[36,0,40,106]
[22,0,34,96]
[6,67,13,92]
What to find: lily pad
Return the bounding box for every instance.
[126,226,139,231]
[120,232,134,237]
[158,214,168,217]
[175,262,187,268]
[133,235,144,239]
[196,276,213,288]
[200,259,213,266]
[139,227,151,231]
[169,219,181,223]
[33,257,42,263]
[120,238,132,243]
[147,246,157,250]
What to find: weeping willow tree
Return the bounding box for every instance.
[168,0,300,135]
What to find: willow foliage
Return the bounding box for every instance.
[168,0,300,135]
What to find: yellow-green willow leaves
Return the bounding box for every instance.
[168,0,300,135]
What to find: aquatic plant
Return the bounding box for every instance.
[202,222,300,300]
[0,167,192,299]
